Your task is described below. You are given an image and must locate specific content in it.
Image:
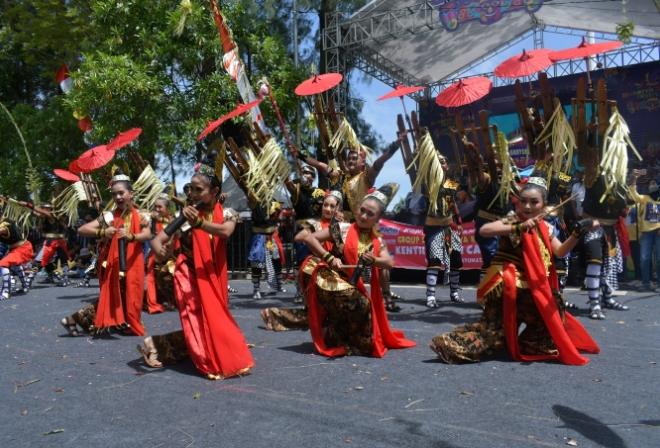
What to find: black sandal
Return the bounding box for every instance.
[602,298,629,311]
[384,294,401,312]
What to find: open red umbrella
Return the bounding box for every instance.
[53,168,81,183]
[106,127,142,151]
[74,145,115,173]
[549,37,623,62]
[197,98,264,141]
[294,73,343,96]
[68,159,82,174]
[377,84,424,101]
[435,77,492,108]
[494,49,552,78]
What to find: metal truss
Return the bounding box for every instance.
[426,42,660,98]
[322,2,437,52]
[323,2,438,110]
[323,4,660,107]
[540,25,654,46]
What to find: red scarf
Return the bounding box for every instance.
[190,203,254,377]
[502,223,599,365]
[272,230,286,265]
[306,223,416,357]
[320,218,332,251]
[95,207,145,335]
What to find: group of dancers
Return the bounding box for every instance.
[4,67,648,379]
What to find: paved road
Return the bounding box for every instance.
[1,279,658,448]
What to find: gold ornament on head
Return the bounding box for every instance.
[364,183,399,211]
[527,176,548,190]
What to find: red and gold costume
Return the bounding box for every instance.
[173,203,253,378]
[95,207,147,335]
[431,219,599,365]
[301,222,416,357]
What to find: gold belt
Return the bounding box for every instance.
[585,216,617,226]
[44,233,65,239]
[9,240,27,249]
[425,216,452,226]
[477,210,504,222]
[252,226,275,234]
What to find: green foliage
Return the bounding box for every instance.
[0,0,378,199]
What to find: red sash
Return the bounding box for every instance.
[320,219,332,251]
[502,223,599,365]
[95,207,145,335]
[145,221,165,314]
[306,223,416,357]
[273,230,285,265]
[189,203,254,377]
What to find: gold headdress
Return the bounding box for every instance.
[364,183,399,211]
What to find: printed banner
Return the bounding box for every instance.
[432,0,544,32]
[379,219,482,270]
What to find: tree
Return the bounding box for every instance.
[1,0,306,199]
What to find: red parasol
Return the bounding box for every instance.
[53,168,81,183]
[494,49,552,78]
[106,127,142,151]
[197,98,263,141]
[73,145,115,173]
[377,84,425,101]
[549,38,623,62]
[435,77,492,108]
[294,73,343,96]
[68,159,82,174]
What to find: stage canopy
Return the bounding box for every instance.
[323,0,660,103]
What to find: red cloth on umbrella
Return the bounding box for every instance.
[377,85,424,101]
[197,98,263,141]
[53,169,81,183]
[549,38,623,62]
[435,77,492,108]
[494,49,552,78]
[106,128,142,151]
[294,73,343,96]
[74,145,115,173]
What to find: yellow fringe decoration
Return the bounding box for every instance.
[534,100,576,183]
[599,106,642,202]
[53,181,88,227]
[244,138,291,207]
[329,117,373,160]
[488,131,516,209]
[407,132,445,215]
[132,165,166,210]
[0,197,34,234]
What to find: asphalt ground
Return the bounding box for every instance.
[1,277,658,448]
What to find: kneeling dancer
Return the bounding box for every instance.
[430,178,600,365]
[299,183,416,357]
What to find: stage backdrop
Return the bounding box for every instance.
[379,219,482,270]
[419,60,660,165]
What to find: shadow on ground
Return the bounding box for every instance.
[553,405,627,448]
